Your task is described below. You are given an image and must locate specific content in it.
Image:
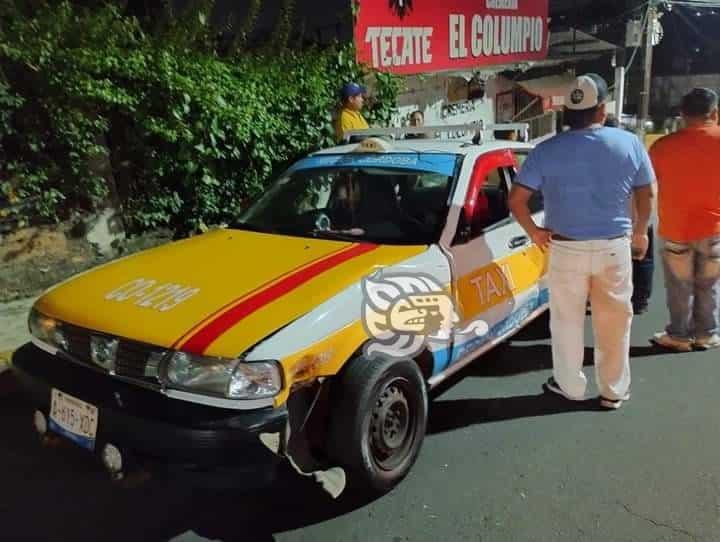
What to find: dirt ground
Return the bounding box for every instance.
[0,224,173,371]
[0,224,172,303]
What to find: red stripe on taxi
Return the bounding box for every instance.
[179,243,378,354]
[171,245,349,350]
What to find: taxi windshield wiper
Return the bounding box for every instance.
[230,221,278,234]
[310,228,366,242]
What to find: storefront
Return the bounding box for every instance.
[354,0,550,134]
[352,1,618,140]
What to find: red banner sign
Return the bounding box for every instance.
[354,0,549,75]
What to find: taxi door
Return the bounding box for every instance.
[508,147,549,303]
[444,149,546,367]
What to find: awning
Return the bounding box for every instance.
[515,73,576,98]
[389,27,618,82]
[548,28,619,57]
[390,27,619,108]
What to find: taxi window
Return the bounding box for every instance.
[236,162,458,245]
[296,174,333,213]
[472,167,511,236]
[415,173,448,189]
[485,168,505,191]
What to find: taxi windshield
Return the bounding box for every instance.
[235,153,460,245]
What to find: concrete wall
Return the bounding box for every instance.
[390,74,497,136]
[389,72,564,141]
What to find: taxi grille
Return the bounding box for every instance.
[116,340,161,379]
[63,325,91,364]
[62,324,162,382]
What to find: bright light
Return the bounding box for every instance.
[90,335,119,371]
[33,411,48,436]
[102,444,123,473]
[28,309,68,351]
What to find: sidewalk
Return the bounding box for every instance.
[0,297,35,385]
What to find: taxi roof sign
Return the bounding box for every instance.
[353,137,393,153]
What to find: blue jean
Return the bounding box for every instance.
[632,225,654,306]
[662,236,720,340]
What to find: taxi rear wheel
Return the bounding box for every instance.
[327,356,428,494]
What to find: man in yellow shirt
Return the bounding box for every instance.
[335,82,369,143]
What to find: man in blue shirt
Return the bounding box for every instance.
[509,73,655,410]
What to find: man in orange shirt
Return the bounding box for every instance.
[650,88,720,351]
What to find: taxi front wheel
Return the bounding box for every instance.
[327,355,428,494]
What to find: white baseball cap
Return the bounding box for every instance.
[565,74,609,111]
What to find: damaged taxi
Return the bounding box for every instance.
[12,126,548,495]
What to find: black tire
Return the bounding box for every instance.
[327,355,428,494]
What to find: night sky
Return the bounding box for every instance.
[652,4,720,75]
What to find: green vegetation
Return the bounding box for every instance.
[0,1,401,234]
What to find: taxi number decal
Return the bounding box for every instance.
[105,278,200,312]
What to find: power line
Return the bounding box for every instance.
[625,2,652,73]
[670,4,720,51]
[601,1,652,24]
[666,1,720,7]
[557,1,650,33]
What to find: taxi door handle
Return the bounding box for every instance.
[508,235,530,249]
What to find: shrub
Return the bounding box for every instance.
[0,1,401,234]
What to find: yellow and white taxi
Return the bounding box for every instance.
[13,127,548,495]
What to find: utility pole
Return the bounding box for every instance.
[614,48,627,121]
[638,0,657,135]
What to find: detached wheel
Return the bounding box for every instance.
[327,356,428,494]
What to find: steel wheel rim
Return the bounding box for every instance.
[368,377,417,472]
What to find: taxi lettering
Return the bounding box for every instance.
[469,263,517,305]
[105,278,200,312]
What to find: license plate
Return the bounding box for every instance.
[49,389,99,451]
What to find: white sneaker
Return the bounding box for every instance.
[543,377,584,401]
[600,393,631,410]
[694,334,720,350]
[651,332,693,352]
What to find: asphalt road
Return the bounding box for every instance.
[2,265,720,542]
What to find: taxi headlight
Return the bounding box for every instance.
[164,352,281,399]
[228,361,282,399]
[28,308,68,351]
[90,335,119,371]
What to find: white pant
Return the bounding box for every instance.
[548,237,633,400]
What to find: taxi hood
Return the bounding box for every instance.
[35,229,425,357]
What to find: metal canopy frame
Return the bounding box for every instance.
[343,122,531,144]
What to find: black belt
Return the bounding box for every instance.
[551,233,627,242]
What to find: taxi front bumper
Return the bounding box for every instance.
[11,343,287,479]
